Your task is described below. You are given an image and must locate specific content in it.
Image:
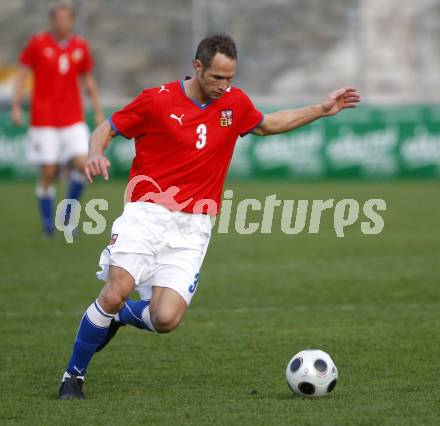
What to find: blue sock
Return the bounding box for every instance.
[66,300,114,378]
[117,299,155,331]
[64,171,86,226]
[36,185,55,235]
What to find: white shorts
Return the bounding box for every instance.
[27,122,89,165]
[96,202,212,305]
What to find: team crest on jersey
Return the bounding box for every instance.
[72,48,84,62]
[43,47,55,58]
[220,110,233,127]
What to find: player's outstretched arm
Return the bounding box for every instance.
[253,87,360,136]
[85,120,116,183]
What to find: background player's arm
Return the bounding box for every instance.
[82,72,105,126]
[253,87,360,136]
[10,66,30,126]
[85,120,117,183]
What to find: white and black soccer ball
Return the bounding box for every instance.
[286,349,338,397]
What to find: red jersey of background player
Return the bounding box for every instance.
[110,80,264,215]
[19,31,93,127]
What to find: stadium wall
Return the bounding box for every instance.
[1,0,440,106]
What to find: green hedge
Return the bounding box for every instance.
[1,105,440,179]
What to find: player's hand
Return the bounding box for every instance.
[11,105,24,126]
[94,111,106,127]
[320,87,360,117]
[85,154,111,183]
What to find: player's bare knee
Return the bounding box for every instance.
[151,312,181,334]
[98,282,127,313]
[40,172,56,188]
[72,155,87,173]
[98,291,125,313]
[153,321,176,334]
[98,266,135,313]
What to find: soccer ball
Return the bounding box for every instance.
[286,349,338,397]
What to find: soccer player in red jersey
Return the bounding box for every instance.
[11,2,104,237]
[58,34,360,399]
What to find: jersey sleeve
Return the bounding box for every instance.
[238,91,264,137]
[19,36,38,68]
[109,89,154,139]
[79,40,93,73]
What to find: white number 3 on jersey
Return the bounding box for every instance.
[196,124,207,149]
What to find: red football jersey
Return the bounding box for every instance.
[110,80,264,215]
[19,31,93,127]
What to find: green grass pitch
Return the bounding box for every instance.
[0,179,439,425]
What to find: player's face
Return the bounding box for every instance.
[51,9,74,38]
[195,53,237,101]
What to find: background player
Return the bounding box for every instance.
[10,2,104,237]
[58,34,360,399]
